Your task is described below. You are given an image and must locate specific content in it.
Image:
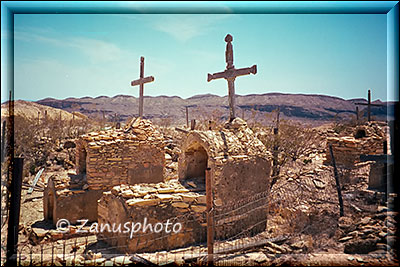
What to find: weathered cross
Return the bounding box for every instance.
[207,34,257,120]
[130,56,155,118]
[354,89,385,122]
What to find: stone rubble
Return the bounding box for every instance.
[338,205,398,256]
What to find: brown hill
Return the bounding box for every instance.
[34,93,394,126]
[1,100,88,122]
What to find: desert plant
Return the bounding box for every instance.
[257,119,323,188]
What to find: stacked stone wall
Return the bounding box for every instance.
[76,119,165,190]
[98,181,206,253]
[325,122,388,168]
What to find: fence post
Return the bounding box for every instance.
[367,89,371,122]
[191,119,196,130]
[272,108,280,178]
[6,157,24,266]
[206,168,214,265]
[356,106,359,125]
[383,141,388,203]
[1,120,6,163]
[276,107,280,130]
[329,144,344,217]
[272,128,279,178]
[186,107,189,128]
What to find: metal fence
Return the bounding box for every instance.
[9,165,350,266]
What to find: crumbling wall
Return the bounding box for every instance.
[76,119,165,190]
[325,122,387,167]
[44,175,102,224]
[53,189,102,224]
[98,182,206,253]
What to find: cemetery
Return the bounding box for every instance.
[2,31,397,266]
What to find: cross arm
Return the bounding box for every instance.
[233,65,257,78]
[207,65,257,82]
[131,76,155,86]
[354,102,386,107]
[207,71,226,82]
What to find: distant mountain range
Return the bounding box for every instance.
[32,93,395,126]
[1,100,88,122]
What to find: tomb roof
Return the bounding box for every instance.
[183,117,271,159]
[79,118,163,146]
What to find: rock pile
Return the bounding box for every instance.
[338,206,398,255]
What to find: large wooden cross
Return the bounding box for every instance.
[207,34,257,120]
[130,56,155,118]
[354,89,385,122]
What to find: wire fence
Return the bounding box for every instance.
[11,165,350,266]
[17,210,209,266]
[15,191,273,265]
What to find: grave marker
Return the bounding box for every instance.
[130,57,155,118]
[207,34,257,120]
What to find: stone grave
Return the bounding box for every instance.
[44,118,165,224]
[98,117,272,253]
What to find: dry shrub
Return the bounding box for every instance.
[194,107,226,131]
[257,120,323,186]
[9,114,95,177]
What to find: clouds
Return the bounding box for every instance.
[111,13,235,42]
[148,14,234,42]
[68,37,125,62]
[9,13,390,103]
[14,28,129,63]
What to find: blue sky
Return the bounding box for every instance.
[9,13,390,102]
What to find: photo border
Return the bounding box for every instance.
[1,1,399,264]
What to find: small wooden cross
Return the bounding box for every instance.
[130,56,155,118]
[207,34,257,120]
[354,89,385,122]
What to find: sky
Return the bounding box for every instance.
[7,12,390,102]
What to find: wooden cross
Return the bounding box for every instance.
[130,56,155,118]
[354,89,385,122]
[207,34,257,120]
